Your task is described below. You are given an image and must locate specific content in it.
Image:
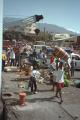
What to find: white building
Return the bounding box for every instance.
[53,33,70,40]
[53,36,77,47]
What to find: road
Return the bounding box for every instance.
[1,70,80,120]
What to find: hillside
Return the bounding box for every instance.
[37,23,77,35]
[3,17,77,35]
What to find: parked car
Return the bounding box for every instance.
[33,45,52,53]
[71,53,80,70]
[33,45,46,53]
[63,47,73,54]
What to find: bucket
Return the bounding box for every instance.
[19,92,26,106]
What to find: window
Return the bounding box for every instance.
[74,55,80,60]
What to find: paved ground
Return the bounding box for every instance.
[0,99,3,120]
[1,70,80,120]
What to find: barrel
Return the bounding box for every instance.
[54,46,69,61]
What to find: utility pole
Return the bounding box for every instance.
[0,0,3,96]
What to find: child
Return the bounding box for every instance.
[55,61,64,104]
[28,76,37,94]
[28,68,39,94]
[49,72,56,91]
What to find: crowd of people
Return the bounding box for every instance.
[2,44,76,104]
[2,47,20,71]
[26,52,74,104]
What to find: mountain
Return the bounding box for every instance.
[37,23,77,35]
[3,17,78,35]
[3,17,21,23]
[3,17,22,29]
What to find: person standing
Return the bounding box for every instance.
[15,51,20,67]
[49,72,56,91]
[55,62,64,104]
[70,57,75,77]
[67,57,72,79]
[6,48,10,66]
[10,48,15,66]
[32,49,37,58]
[2,52,7,71]
[43,53,47,64]
[29,68,40,94]
[38,50,44,59]
[29,75,37,94]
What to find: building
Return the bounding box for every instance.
[53,33,70,40]
[53,36,77,47]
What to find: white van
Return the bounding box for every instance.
[71,53,80,70]
[35,41,45,45]
[33,45,51,53]
[33,45,46,52]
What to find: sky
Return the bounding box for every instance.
[3,0,80,33]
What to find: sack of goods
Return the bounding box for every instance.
[54,46,69,61]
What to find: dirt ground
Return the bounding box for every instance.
[1,70,80,120]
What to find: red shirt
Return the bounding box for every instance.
[50,55,54,64]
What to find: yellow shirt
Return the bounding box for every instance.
[2,53,7,61]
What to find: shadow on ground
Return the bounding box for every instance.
[27,96,60,104]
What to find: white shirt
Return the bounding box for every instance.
[55,68,64,83]
[10,50,15,59]
[31,70,41,80]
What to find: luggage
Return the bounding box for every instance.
[54,46,69,61]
